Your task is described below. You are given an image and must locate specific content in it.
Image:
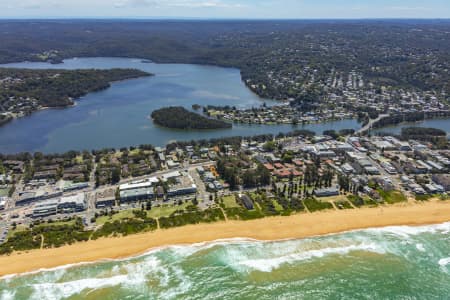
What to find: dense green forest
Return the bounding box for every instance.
[401,127,446,137]
[400,127,448,147]
[151,106,232,130]
[0,68,151,109]
[0,20,449,101]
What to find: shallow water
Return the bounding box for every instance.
[372,118,450,137]
[1,222,449,299]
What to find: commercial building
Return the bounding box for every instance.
[119,178,158,191]
[16,189,63,206]
[95,189,116,208]
[120,187,154,203]
[57,194,86,213]
[167,184,197,198]
[31,193,86,218]
[32,199,59,218]
[63,181,89,192]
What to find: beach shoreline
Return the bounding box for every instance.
[1,200,450,277]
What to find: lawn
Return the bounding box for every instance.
[378,190,407,204]
[335,201,354,210]
[221,195,241,208]
[303,197,333,212]
[36,219,76,228]
[96,210,136,226]
[147,202,191,219]
[318,195,348,203]
[347,195,378,207]
[7,225,28,239]
[0,188,8,197]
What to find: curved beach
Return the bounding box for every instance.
[1,200,450,277]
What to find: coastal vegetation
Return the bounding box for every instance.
[0,218,92,255]
[303,197,334,212]
[0,68,151,123]
[151,106,232,130]
[158,206,224,228]
[92,211,157,239]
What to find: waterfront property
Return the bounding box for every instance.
[0,58,361,153]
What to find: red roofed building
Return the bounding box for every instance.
[263,163,275,171]
[291,170,303,177]
[293,160,304,167]
[274,169,291,178]
[284,163,296,169]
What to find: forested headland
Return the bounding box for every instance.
[0,68,151,124]
[0,68,151,108]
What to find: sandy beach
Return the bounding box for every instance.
[1,200,450,277]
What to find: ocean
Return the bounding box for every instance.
[1,222,449,300]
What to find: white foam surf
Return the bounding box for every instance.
[237,243,384,272]
[365,222,450,238]
[0,290,15,300]
[438,257,450,267]
[27,255,192,300]
[2,222,449,281]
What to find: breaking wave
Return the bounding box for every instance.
[1,222,449,300]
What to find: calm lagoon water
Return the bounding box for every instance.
[1,223,449,300]
[0,57,360,153]
[372,118,450,137]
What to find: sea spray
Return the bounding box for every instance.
[1,222,449,300]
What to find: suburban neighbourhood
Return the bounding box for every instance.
[1,127,449,248]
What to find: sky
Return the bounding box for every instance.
[0,0,449,19]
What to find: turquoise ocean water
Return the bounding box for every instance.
[0,222,449,300]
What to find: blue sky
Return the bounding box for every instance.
[0,0,449,19]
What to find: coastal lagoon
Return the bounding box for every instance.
[1,222,449,299]
[1,57,450,153]
[0,57,360,153]
[372,118,450,137]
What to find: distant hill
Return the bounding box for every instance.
[151,106,232,130]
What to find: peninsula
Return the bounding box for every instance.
[151,106,232,130]
[0,68,152,125]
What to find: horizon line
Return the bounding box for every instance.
[0,17,450,21]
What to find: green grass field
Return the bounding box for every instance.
[96,202,192,225]
[221,195,241,208]
[334,201,354,209]
[147,202,191,219]
[96,210,136,226]
[347,195,379,207]
[378,190,407,204]
[0,188,9,197]
[303,197,333,212]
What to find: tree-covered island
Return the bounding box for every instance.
[151,106,232,130]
